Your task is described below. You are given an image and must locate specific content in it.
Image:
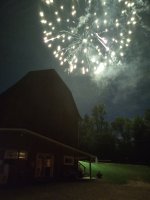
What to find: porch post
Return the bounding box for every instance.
[89,158,92,179]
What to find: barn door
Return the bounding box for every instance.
[35,153,54,178]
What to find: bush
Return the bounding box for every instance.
[96,171,103,179]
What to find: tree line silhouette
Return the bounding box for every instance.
[79,104,150,164]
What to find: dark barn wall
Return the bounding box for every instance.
[0,130,80,181]
[0,70,80,147]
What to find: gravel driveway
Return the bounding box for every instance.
[0,179,150,200]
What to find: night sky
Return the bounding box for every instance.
[0,0,150,120]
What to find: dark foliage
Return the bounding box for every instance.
[79,105,150,164]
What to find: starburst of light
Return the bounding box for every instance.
[39,0,140,76]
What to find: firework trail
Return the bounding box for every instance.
[39,0,148,76]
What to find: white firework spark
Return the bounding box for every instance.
[39,0,145,75]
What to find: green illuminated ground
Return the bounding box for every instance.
[80,161,150,184]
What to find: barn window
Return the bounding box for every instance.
[64,156,74,165]
[4,150,27,160]
[4,150,18,159]
[18,151,27,160]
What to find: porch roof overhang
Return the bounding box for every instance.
[0,128,96,161]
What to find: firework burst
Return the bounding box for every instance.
[39,0,143,76]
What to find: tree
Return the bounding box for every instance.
[80,104,116,159]
[132,110,150,163]
[96,131,116,160]
[111,117,133,162]
[79,114,97,154]
[132,116,144,162]
[143,109,150,164]
[80,102,150,164]
[91,104,107,134]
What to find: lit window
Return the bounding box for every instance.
[64,156,74,165]
[46,159,52,167]
[4,150,27,160]
[18,151,27,160]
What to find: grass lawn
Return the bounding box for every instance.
[80,161,150,184]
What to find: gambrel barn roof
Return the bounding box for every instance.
[0,69,80,147]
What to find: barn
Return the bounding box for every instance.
[0,70,96,184]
